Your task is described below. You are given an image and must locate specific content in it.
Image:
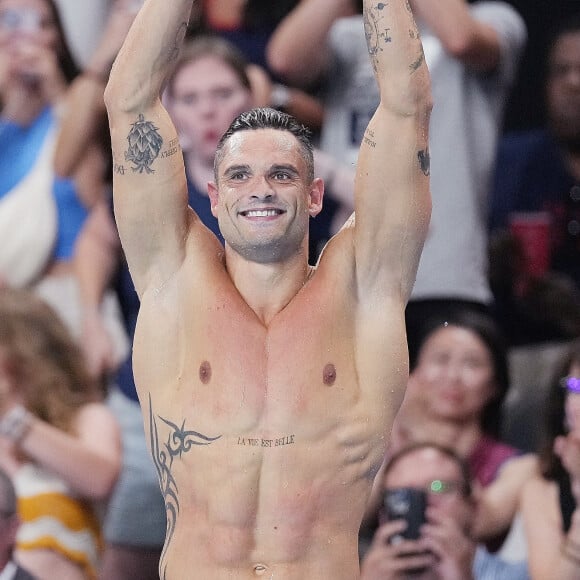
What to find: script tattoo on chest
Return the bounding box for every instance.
[148,394,222,579]
[237,435,296,448]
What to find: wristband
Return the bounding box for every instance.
[0,405,33,444]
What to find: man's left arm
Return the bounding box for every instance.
[355,0,432,305]
[409,0,526,72]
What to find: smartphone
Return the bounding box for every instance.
[383,487,427,543]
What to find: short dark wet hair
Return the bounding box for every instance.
[214,107,314,182]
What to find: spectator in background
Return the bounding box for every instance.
[268,0,527,362]
[521,340,580,579]
[0,468,36,580]
[0,0,127,365]
[385,310,537,547]
[267,0,370,168]
[361,443,529,580]
[188,0,299,79]
[0,288,120,580]
[489,16,580,346]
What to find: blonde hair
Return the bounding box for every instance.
[0,289,98,432]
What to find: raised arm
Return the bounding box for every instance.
[266,0,355,88]
[409,0,502,71]
[104,0,193,297]
[355,0,432,303]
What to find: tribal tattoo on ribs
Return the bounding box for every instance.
[149,395,222,579]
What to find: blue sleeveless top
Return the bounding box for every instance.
[0,107,88,260]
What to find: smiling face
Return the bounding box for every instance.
[208,128,323,264]
[407,325,497,426]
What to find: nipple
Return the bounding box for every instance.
[323,363,337,386]
[199,361,212,384]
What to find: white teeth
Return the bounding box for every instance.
[245,210,278,217]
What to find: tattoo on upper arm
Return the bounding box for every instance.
[124,114,164,174]
[418,149,431,176]
[148,394,222,579]
[364,3,391,72]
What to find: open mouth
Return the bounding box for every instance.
[240,209,285,218]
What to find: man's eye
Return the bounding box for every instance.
[273,172,290,180]
[231,172,248,180]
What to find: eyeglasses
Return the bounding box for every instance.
[426,479,464,495]
[561,376,580,394]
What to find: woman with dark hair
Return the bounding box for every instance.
[521,340,580,579]
[389,310,538,545]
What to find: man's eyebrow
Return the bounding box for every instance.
[223,164,251,177]
[270,164,300,176]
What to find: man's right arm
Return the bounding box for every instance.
[104,0,194,297]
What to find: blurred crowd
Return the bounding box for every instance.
[0,0,579,578]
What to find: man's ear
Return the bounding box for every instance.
[207,182,219,218]
[308,177,324,217]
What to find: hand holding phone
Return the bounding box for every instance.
[383,487,427,544]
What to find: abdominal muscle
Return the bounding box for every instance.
[158,432,375,580]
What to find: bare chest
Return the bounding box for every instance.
[134,280,359,438]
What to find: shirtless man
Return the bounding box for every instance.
[104,0,432,578]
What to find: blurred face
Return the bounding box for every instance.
[0,0,59,51]
[408,325,497,424]
[208,128,323,263]
[384,448,472,528]
[167,55,253,164]
[547,31,580,145]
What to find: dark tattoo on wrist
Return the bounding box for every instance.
[364,3,391,72]
[149,395,222,579]
[124,114,164,174]
[418,149,431,176]
[410,47,425,72]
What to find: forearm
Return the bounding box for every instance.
[55,76,107,178]
[20,420,119,499]
[266,0,353,87]
[105,0,193,113]
[364,0,431,113]
[409,0,500,70]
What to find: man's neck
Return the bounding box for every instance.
[225,247,312,326]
